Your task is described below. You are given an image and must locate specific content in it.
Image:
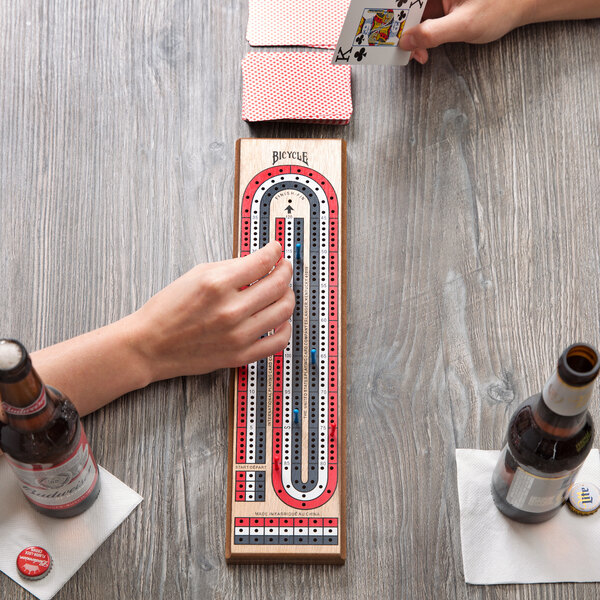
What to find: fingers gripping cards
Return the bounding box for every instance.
[227,139,347,563]
[333,0,428,66]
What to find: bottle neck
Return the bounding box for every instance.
[542,368,594,416]
[0,367,56,430]
[533,393,587,438]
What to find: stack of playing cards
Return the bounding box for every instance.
[241,0,428,123]
[241,52,352,124]
[247,0,351,49]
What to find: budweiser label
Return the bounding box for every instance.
[2,387,47,417]
[5,429,99,510]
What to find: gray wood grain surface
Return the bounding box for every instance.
[1,1,600,598]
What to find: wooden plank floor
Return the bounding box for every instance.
[1,1,599,599]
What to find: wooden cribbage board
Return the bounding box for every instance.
[226,138,347,564]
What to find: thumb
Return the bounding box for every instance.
[400,10,469,51]
[230,241,283,287]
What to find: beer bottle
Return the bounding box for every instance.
[0,339,101,517]
[491,343,598,523]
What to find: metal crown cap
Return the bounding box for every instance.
[16,546,52,580]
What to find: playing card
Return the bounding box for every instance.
[332,0,428,66]
[247,0,351,49]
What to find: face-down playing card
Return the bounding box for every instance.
[332,0,428,66]
[247,0,352,49]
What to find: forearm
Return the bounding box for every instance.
[522,0,600,25]
[26,242,292,418]
[31,315,152,417]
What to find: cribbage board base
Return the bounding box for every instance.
[226,138,347,565]
[225,550,346,566]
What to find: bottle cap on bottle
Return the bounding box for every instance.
[567,482,600,516]
[16,546,52,580]
[0,339,31,383]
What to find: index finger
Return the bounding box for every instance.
[230,241,283,288]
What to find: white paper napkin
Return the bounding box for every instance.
[456,448,600,584]
[0,457,142,600]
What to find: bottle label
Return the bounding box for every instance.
[2,387,47,417]
[543,369,593,416]
[5,429,99,510]
[505,460,577,513]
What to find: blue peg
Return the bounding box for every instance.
[293,408,299,424]
[311,349,316,365]
[295,243,301,260]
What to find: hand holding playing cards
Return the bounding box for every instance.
[401,0,600,64]
[31,242,294,416]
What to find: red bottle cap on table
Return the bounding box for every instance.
[16,546,52,580]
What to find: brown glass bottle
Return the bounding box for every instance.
[491,343,598,523]
[0,339,101,518]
